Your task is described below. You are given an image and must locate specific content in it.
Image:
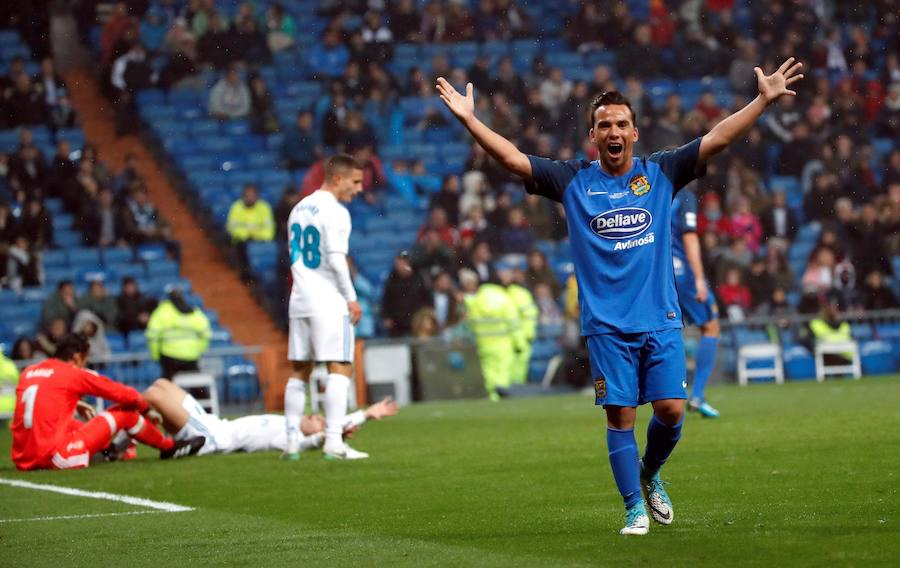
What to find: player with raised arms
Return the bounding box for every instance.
[11,333,204,471]
[139,378,398,457]
[283,154,366,460]
[437,57,803,534]
[672,188,721,418]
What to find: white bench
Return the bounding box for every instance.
[737,343,784,386]
[814,341,861,381]
[174,372,221,416]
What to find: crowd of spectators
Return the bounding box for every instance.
[0,56,76,130]
[57,0,900,341]
[1,123,179,360]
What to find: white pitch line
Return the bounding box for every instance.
[0,478,194,512]
[0,510,167,523]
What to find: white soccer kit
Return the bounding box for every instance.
[174,393,366,455]
[286,190,357,363]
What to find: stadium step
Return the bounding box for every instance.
[64,69,292,410]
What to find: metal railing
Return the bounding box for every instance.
[10,345,264,404]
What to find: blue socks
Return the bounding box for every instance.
[692,336,718,401]
[607,427,643,509]
[641,415,683,477]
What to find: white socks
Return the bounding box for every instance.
[324,373,351,448]
[284,377,307,454]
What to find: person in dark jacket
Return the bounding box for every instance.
[18,198,54,249]
[760,190,798,243]
[380,251,433,337]
[861,271,899,311]
[117,276,158,335]
[280,110,321,170]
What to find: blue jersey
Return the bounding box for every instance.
[526,138,705,335]
[671,188,699,281]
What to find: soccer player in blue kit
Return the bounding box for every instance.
[671,189,721,418]
[438,56,803,535]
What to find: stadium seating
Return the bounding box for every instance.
[40,0,891,390]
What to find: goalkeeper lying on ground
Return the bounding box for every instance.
[111,379,398,458]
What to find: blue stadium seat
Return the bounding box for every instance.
[137,89,166,106]
[226,364,259,402]
[0,288,20,305]
[44,266,78,285]
[135,243,168,262]
[107,333,126,353]
[55,128,85,148]
[7,318,37,338]
[42,249,69,268]
[860,340,895,375]
[153,120,190,137]
[67,247,101,267]
[100,247,134,266]
[145,260,180,279]
[222,120,251,136]
[43,198,64,213]
[850,323,874,340]
[54,229,82,247]
[126,331,148,350]
[783,345,816,380]
[20,287,50,303]
[531,338,561,360]
[528,359,550,382]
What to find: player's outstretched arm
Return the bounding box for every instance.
[698,57,804,163]
[436,77,533,181]
[364,397,399,420]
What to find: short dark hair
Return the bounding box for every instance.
[55,333,91,361]
[57,280,73,291]
[589,91,636,125]
[324,154,364,180]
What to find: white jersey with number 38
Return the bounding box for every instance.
[287,190,352,317]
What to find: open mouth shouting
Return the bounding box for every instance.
[607,142,624,160]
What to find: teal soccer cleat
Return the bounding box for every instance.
[619,501,650,536]
[640,463,674,525]
[688,397,721,418]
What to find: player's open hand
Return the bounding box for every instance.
[755,57,804,105]
[365,397,399,420]
[348,300,362,325]
[694,277,709,303]
[76,400,96,420]
[436,77,475,122]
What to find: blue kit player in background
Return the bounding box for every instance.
[438,56,804,535]
[672,189,721,418]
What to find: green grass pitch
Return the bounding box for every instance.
[1,376,899,567]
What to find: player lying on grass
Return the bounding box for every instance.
[11,334,205,471]
[437,57,803,535]
[137,378,398,457]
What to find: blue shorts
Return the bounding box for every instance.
[587,329,687,407]
[676,276,718,326]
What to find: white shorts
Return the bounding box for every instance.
[288,315,355,363]
[176,394,231,456]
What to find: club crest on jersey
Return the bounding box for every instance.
[590,207,652,240]
[629,174,651,196]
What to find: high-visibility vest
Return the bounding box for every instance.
[0,351,18,415]
[226,200,275,242]
[507,283,538,341]
[145,301,212,361]
[808,318,852,344]
[466,284,519,346]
